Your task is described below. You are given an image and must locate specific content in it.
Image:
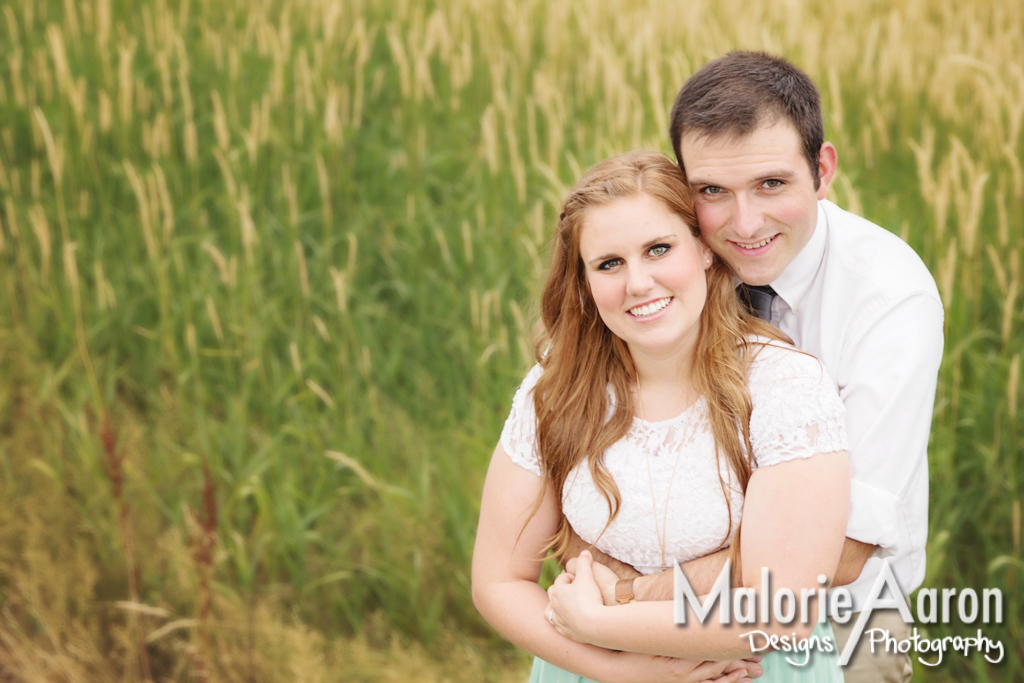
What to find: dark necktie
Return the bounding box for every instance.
[738,284,777,323]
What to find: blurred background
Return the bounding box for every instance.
[0,0,1020,680]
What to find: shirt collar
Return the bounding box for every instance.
[770,201,828,313]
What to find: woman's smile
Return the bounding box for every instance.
[627,296,673,319]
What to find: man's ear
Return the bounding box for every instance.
[816,142,838,200]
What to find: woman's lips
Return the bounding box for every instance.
[628,297,673,319]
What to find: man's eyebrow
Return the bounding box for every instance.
[687,169,797,187]
[754,169,797,182]
[586,235,677,266]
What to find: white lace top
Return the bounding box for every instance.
[500,339,848,575]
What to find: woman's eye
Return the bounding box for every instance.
[649,245,669,257]
[598,258,622,271]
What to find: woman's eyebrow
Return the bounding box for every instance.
[642,234,677,248]
[586,252,620,266]
[586,235,677,266]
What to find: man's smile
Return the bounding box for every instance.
[733,235,778,250]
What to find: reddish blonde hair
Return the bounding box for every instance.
[532,151,790,575]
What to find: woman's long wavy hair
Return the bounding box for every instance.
[533,151,791,577]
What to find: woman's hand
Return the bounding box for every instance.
[547,550,616,644]
[565,553,624,605]
[604,650,763,683]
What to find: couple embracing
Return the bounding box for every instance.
[472,51,943,683]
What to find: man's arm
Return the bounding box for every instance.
[635,548,729,601]
[563,528,641,580]
[620,536,873,602]
[835,292,944,594]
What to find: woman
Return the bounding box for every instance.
[472,151,848,683]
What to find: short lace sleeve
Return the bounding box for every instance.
[746,340,848,468]
[499,364,545,477]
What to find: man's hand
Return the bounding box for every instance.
[563,527,642,580]
[833,538,874,586]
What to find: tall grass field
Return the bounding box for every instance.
[0,0,1020,680]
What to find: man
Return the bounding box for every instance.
[569,51,944,682]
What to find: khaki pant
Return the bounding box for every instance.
[830,609,914,683]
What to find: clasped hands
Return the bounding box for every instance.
[545,550,621,642]
[544,551,763,683]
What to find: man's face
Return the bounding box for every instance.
[681,120,835,286]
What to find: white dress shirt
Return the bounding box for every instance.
[768,199,944,610]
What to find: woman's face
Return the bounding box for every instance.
[579,194,712,360]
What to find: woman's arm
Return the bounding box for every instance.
[547,450,850,659]
[471,442,762,683]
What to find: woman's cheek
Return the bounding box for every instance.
[588,278,621,320]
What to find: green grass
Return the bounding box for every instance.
[0,0,1021,679]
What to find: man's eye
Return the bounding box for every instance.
[649,245,669,257]
[598,258,622,271]
[763,179,783,189]
[701,186,723,195]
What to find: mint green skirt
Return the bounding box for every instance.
[528,622,844,683]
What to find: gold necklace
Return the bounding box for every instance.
[636,377,685,572]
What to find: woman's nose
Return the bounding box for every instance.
[625,264,654,296]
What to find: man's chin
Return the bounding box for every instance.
[735,269,778,288]
[716,257,776,286]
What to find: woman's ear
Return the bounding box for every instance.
[699,240,714,270]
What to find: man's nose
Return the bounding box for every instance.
[732,194,764,239]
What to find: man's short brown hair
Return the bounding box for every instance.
[669,51,825,188]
